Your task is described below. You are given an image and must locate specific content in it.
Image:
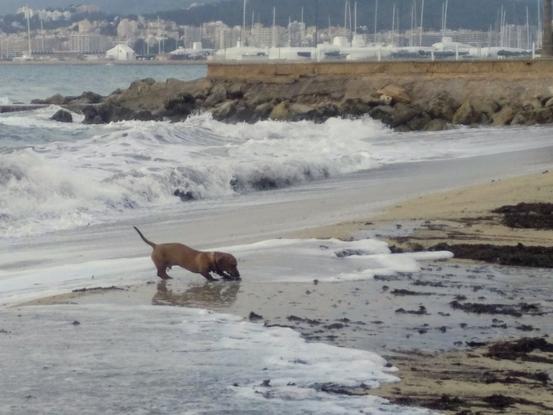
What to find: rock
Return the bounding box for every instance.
[227,83,245,100]
[522,98,543,112]
[82,102,136,124]
[338,98,371,116]
[533,107,553,124]
[511,111,530,125]
[424,119,449,131]
[406,112,432,131]
[248,312,264,321]
[427,92,458,121]
[390,103,419,127]
[129,78,156,91]
[50,109,73,123]
[472,98,499,119]
[288,103,316,120]
[360,96,391,106]
[368,105,395,125]
[77,91,103,104]
[164,93,196,119]
[82,105,102,124]
[377,84,411,104]
[253,102,274,119]
[230,102,257,123]
[544,97,553,108]
[452,100,481,125]
[31,93,65,105]
[212,100,238,120]
[204,84,227,108]
[492,106,515,126]
[312,103,340,123]
[270,101,290,121]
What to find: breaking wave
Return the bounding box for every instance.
[2,109,553,238]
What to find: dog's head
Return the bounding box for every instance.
[216,252,241,280]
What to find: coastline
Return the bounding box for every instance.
[25,59,553,131]
[11,168,553,414]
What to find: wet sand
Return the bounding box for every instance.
[15,169,553,414]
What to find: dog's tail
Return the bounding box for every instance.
[134,226,156,249]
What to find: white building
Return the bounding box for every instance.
[71,34,112,54]
[106,44,136,61]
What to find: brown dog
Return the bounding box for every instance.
[134,227,240,281]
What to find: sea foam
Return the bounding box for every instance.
[0,304,436,415]
[2,109,553,238]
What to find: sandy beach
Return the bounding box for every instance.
[3,107,553,413]
[7,166,553,414]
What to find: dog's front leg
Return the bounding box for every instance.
[201,272,218,282]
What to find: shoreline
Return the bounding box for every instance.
[11,168,553,414]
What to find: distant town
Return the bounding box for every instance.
[0,2,545,63]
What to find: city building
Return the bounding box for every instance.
[106,43,136,60]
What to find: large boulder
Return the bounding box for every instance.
[533,107,553,124]
[424,119,449,131]
[50,109,73,123]
[312,103,340,123]
[472,98,499,120]
[427,92,458,121]
[338,98,371,116]
[270,101,290,121]
[390,103,420,127]
[76,91,103,104]
[164,93,196,119]
[492,106,515,126]
[212,100,238,120]
[82,102,139,124]
[204,84,227,108]
[253,102,274,119]
[31,94,65,105]
[522,98,543,112]
[368,105,395,125]
[227,82,245,100]
[544,97,553,108]
[511,111,531,125]
[376,84,411,104]
[288,103,316,121]
[452,100,481,125]
[406,112,432,131]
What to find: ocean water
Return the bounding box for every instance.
[0,304,436,415]
[1,64,552,414]
[0,63,206,103]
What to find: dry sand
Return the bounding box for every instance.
[292,169,553,247]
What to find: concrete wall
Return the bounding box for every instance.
[207,60,553,80]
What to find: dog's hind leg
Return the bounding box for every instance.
[157,267,172,280]
[152,257,172,280]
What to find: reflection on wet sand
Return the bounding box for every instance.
[152,281,240,309]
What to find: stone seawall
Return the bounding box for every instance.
[35,60,553,131]
[207,60,553,80]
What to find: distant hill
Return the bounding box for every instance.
[0,1,218,15]
[0,0,541,32]
[155,0,540,32]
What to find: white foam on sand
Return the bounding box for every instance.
[0,238,452,306]
[0,304,436,415]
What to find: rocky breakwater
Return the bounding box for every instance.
[33,72,553,131]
